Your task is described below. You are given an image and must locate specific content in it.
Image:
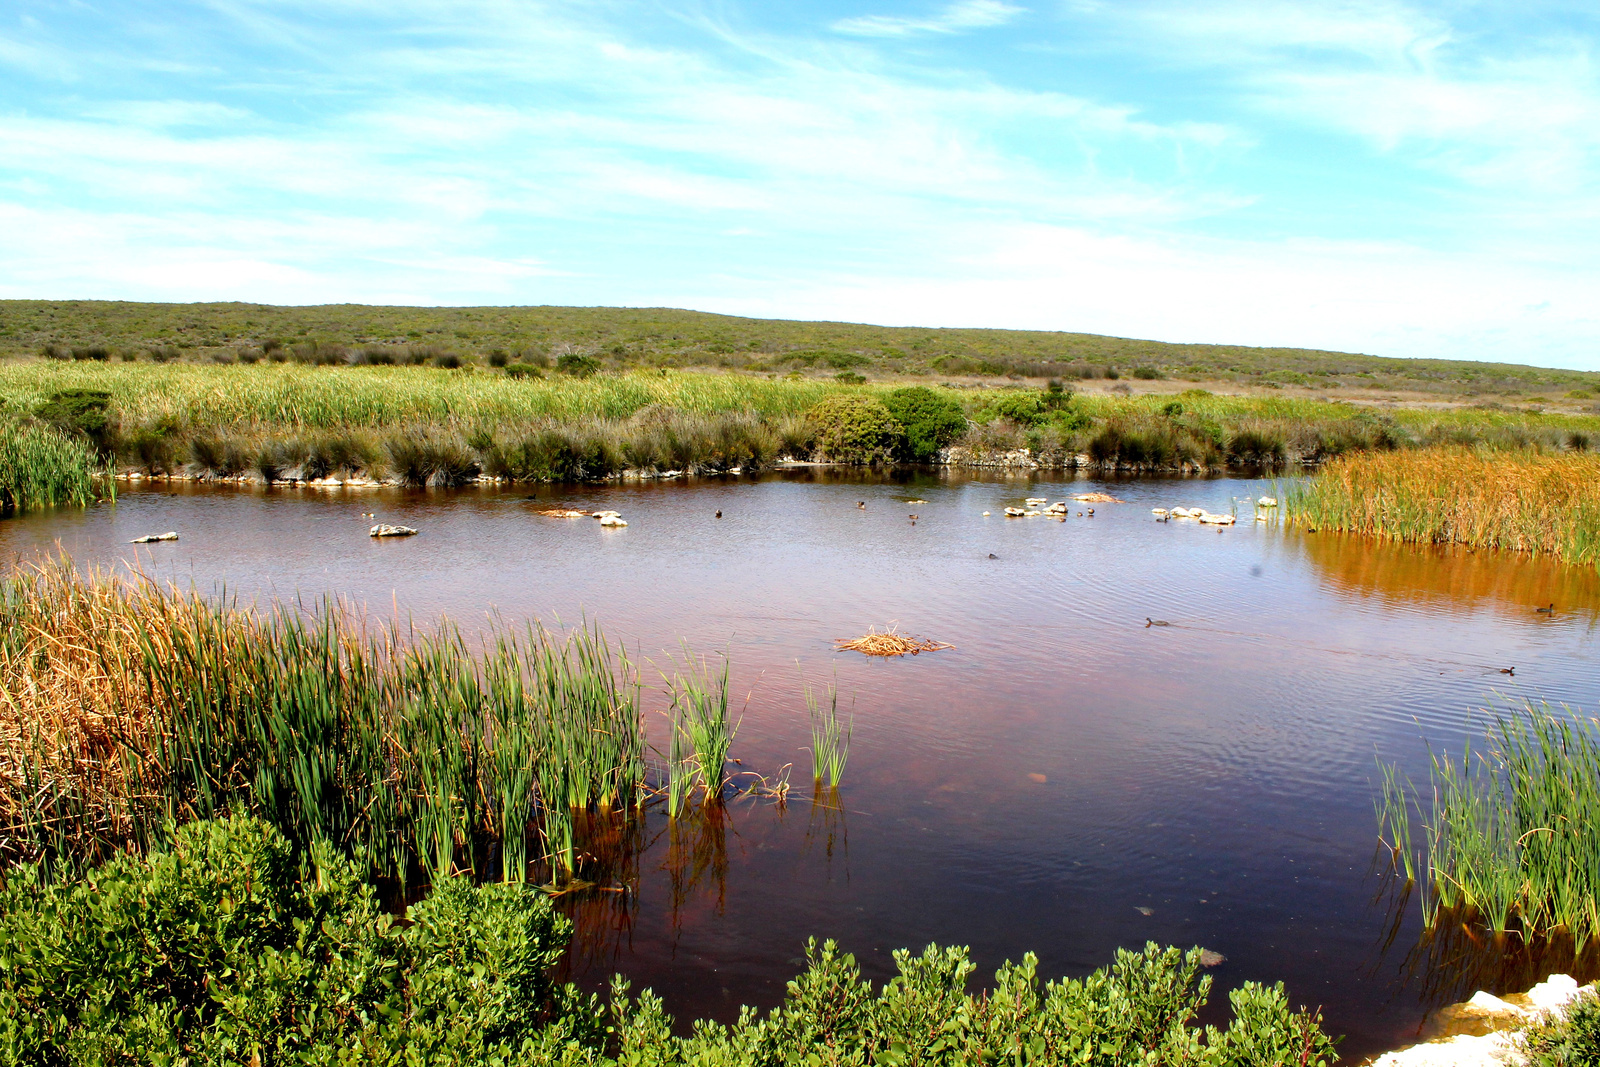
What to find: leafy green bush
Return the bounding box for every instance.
[806,395,903,464]
[991,390,1047,427]
[1520,991,1600,1066]
[883,387,966,461]
[0,816,1338,1066]
[1133,366,1163,380]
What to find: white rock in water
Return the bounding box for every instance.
[130,531,179,544]
[591,510,621,519]
[1465,991,1524,1016]
[1257,496,1279,507]
[369,524,418,537]
[1025,497,1047,505]
[1526,974,1581,1013]
[1004,507,1026,516]
[1169,507,1192,517]
[599,515,627,527]
[1151,508,1168,515]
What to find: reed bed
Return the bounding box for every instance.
[836,625,954,657]
[1289,448,1600,567]
[0,556,646,883]
[1378,703,1600,949]
[0,422,111,512]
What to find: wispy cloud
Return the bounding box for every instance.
[831,1,1024,38]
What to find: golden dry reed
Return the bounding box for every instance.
[1288,448,1600,567]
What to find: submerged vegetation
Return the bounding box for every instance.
[1378,703,1600,950]
[0,421,111,513]
[1290,449,1600,567]
[0,814,1338,1065]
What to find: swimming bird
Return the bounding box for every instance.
[987,553,998,559]
[908,514,918,520]
[1536,603,1555,613]
[857,501,865,509]
[1499,667,1516,675]
[715,510,722,518]
[1146,618,1170,627]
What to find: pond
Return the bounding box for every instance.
[5,470,1599,1060]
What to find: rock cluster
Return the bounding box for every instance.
[1369,975,1596,1067]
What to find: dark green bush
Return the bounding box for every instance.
[1227,428,1287,467]
[506,362,545,380]
[1133,366,1163,380]
[35,389,115,457]
[835,371,867,385]
[386,435,481,486]
[557,354,603,378]
[1520,991,1600,1066]
[883,387,966,462]
[807,395,903,464]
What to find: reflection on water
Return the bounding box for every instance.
[1366,862,1600,1042]
[3,472,1599,1060]
[1301,530,1600,623]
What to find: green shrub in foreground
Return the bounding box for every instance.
[0,816,1338,1066]
[1520,991,1600,1067]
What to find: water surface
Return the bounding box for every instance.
[5,471,1599,1059]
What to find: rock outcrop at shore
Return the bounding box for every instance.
[1368,974,1595,1066]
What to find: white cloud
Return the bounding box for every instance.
[832,0,1024,38]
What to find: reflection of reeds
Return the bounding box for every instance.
[1288,448,1600,566]
[0,556,645,885]
[1379,703,1600,949]
[804,676,851,788]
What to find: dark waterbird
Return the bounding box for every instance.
[1499,667,1516,675]
[715,510,722,518]
[1146,618,1170,627]
[987,553,998,560]
[1535,603,1555,613]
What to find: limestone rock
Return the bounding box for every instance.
[369,524,418,537]
[130,532,179,543]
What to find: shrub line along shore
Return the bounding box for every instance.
[4,362,1600,502]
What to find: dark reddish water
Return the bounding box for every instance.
[5,471,1599,1059]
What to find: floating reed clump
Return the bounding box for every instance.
[0,422,112,513]
[1378,703,1600,949]
[0,556,644,883]
[836,625,953,657]
[1289,448,1600,567]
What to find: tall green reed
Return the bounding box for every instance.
[0,422,111,513]
[1381,703,1600,948]
[669,648,737,804]
[804,674,852,789]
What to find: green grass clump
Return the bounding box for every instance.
[0,422,111,513]
[804,676,851,789]
[1379,703,1600,949]
[0,812,1340,1066]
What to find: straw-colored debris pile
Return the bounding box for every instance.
[836,625,954,658]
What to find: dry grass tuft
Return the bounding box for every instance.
[835,625,954,658]
[1287,448,1600,567]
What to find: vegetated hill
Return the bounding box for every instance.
[2,299,1597,397]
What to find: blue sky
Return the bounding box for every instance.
[1,1,1597,367]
